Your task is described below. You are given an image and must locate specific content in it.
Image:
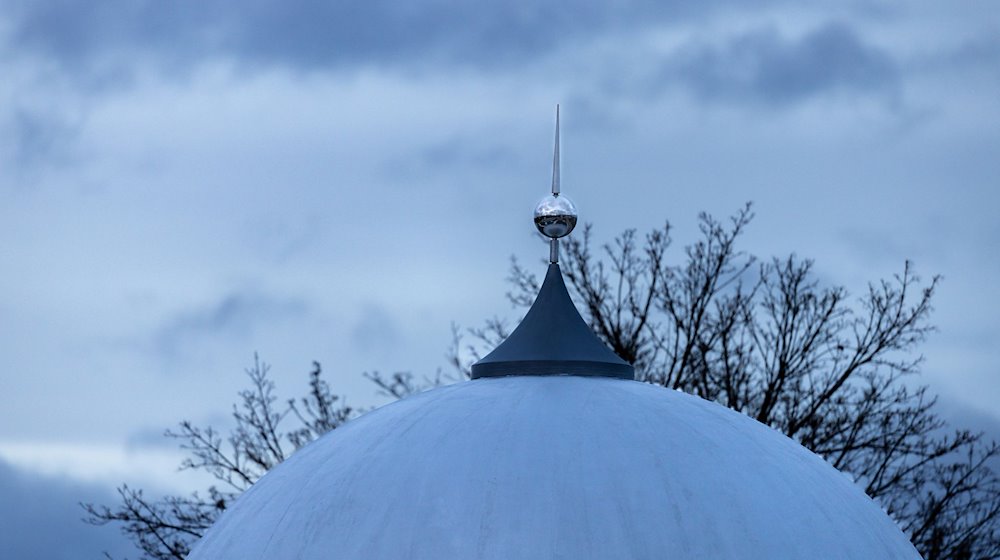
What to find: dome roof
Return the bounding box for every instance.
[189,111,919,558]
[189,375,920,559]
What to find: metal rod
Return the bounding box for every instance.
[550,238,559,263]
[551,104,560,195]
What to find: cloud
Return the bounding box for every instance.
[351,303,402,356]
[421,136,521,170]
[382,134,523,180]
[0,440,212,494]
[933,395,1000,472]
[153,291,307,362]
[918,33,1000,76]
[660,22,900,106]
[3,0,765,77]
[12,109,65,165]
[0,458,134,559]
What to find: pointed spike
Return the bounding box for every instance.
[551,105,560,195]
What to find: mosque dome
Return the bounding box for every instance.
[187,108,920,559]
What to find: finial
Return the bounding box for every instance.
[552,104,560,195]
[470,105,634,381]
[534,105,577,264]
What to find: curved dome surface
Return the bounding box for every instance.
[189,376,920,559]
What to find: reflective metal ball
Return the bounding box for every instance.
[534,194,578,239]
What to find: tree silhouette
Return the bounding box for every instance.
[84,205,1000,560]
[82,356,355,560]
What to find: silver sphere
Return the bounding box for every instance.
[534,194,578,239]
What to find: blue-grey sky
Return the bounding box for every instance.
[1,1,998,556]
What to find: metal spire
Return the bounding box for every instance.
[534,105,576,264]
[470,107,634,380]
[551,104,560,195]
[549,105,561,263]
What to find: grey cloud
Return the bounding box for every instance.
[660,22,900,106]
[0,458,134,559]
[838,226,915,265]
[422,138,520,170]
[351,303,402,356]
[382,134,526,182]
[243,214,326,265]
[4,0,767,77]
[934,395,1000,472]
[8,107,82,170]
[950,35,1000,65]
[920,33,1000,75]
[153,291,307,361]
[124,425,175,451]
[938,397,1000,442]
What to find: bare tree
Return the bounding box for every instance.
[82,355,355,560]
[502,203,1000,559]
[87,205,1000,559]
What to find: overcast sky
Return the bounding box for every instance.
[1,1,998,557]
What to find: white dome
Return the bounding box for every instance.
[189,375,920,559]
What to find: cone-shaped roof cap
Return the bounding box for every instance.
[471,263,634,379]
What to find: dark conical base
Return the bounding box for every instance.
[471,264,634,380]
